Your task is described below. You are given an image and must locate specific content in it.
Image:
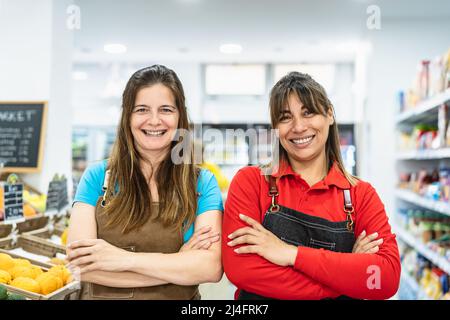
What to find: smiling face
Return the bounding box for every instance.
[130,83,180,160]
[276,92,334,166]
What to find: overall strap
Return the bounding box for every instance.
[268,176,280,212]
[343,189,354,231]
[100,170,110,207]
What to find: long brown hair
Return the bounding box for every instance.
[269,71,358,186]
[103,65,198,233]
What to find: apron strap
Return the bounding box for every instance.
[267,176,280,212]
[100,170,110,207]
[343,189,354,231]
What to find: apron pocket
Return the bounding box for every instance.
[89,245,136,299]
[309,238,336,251]
[90,283,134,299]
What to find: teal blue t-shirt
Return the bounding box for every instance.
[73,160,224,242]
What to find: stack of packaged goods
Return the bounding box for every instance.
[398,167,450,202]
[400,242,450,300]
[399,48,450,113]
[397,208,450,263]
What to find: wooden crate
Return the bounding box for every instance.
[16,215,49,234]
[0,248,79,300]
[0,224,13,238]
[18,233,66,257]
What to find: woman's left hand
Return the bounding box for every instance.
[66,239,134,274]
[227,214,298,267]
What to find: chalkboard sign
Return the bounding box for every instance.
[46,176,69,212]
[0,182,24,221]
[0,102,47,172]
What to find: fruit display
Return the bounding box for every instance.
[23,189,46,214]
[47,258,68,266]
[60,228,68,246]
[0,252,75,299]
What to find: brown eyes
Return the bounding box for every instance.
[279,110,314,122]
[279,114,292,122]
[133,107,175,113]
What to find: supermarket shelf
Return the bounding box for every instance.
[395,89,450,125]
[393,224,450,275]
[395,188,450,216]
[400,272,432,300]
[396,148,450,160]
[400,271,419,294]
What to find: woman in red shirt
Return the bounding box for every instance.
[223,72,401,300]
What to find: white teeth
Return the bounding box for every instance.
[143,130,165,136]
[292,136,314,144]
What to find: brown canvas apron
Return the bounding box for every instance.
[78,198,200,300]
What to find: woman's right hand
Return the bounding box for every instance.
[180,226,220,252]
[352,230,384,254]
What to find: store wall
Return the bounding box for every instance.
[72,62,202,126]
[364,18,450,216]
[73,62,355,126]
[0,0,74,194]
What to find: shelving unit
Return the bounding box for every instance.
[396,147,450,160]
[395,188,450,216]
[393,223,450,274]
[396,89,450,125]
[395,88,450,300]
[400,271,432,300]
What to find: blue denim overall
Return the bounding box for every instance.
[238,175,356,300]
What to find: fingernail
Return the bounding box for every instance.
[228,234,233,239]
[379,238,384,243]
[239,214,245,219]
[373,232,378,237]
[234,249,239,253]
[361,230,366,236]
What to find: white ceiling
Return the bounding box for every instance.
[73,0,450,63]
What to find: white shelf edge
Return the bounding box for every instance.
[396,148,450,160]
[395,189,450,217]
[393,223,450,275]
[396,89,450,124]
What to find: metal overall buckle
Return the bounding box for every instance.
[269,193,280,212]
[344,206,354,231]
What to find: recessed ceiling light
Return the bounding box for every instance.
[219,43,242,54]
[104,43,127,54]
[72,71,88,81]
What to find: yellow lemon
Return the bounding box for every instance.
[30,266,43,279]
[10,277,41,294]
[13,258,32,268]
[0,270,11,284]
[60,228,68,246]
[48,258,67,266]
[9,266,35,280]
[0,253,15,272]
[36,273,63,295]
[47,265,71,285]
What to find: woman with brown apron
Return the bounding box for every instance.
[223,72,401,300]
[66,65,223,300]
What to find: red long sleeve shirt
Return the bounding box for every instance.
[222,162,401,300]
